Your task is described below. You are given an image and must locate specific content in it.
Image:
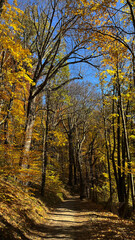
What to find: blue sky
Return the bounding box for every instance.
[8,0,100,87]
[8,0,130,89]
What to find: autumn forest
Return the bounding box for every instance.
[0,0,135,239]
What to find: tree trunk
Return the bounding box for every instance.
[111,86,119,196]
[41,89,50,196]
[101,83,112,203]
[120,99,135,209]
[122,131,127,199]
[19,87,36,168]
[76,141,85,199]
[89,146,94,200]
[117,64,135,214]
[74,158,77,185]
[117,95,124,203]
[68,133,74,186]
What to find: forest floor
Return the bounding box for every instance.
[28,196,135,240]
[0,179,135,240]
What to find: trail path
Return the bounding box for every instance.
[42,196,135,240]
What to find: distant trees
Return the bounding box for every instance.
[58,82,99,195]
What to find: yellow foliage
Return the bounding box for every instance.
[0,1,33,87]
[49,130,68,147]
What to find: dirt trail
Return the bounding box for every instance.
[43,196,135,240]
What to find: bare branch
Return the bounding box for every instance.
[51,76,83,91]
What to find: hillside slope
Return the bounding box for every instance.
[0,179,49,240]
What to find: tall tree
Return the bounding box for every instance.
[17,0,98,167]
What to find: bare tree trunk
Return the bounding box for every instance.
[122,131,127,199]
[120,100,135,209]
[68,133,74,186]
[117,93,124,203]
[88,142,95,200]
[76,141,85,199]
[41,89,50,196]
[117,66,135,213]
[19,87,36,168]
[75,125,86,199]
[101,84,113,204]
[74,157,77,185]
[111,86,119,193]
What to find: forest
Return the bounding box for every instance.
[0,0,135,239]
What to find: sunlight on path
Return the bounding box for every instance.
[45,197,90,239]
[44,196,135,240]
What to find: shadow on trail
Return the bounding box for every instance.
[1,195,134,240]
[53,196,106,213]
[43,224,94,239]
[27,218,135,240]
[26,196,135,240]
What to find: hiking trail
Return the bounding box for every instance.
[33,196,135,240]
